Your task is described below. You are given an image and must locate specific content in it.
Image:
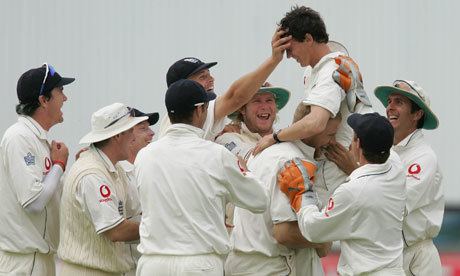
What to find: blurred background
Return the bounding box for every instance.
[1,0,459,274]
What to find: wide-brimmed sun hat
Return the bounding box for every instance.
[80,103,148,144]
[374,80,439,129]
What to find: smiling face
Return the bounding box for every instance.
[130,120,154,157]
[188,69,215,92]
[240,92,277,136]
[386,93,423,144]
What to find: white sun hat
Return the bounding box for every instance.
[79,103,148,144]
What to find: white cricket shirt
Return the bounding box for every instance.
[0,116,61,253]
[135,123,269,256]
[393,129,444,246]
[297,152,406,275]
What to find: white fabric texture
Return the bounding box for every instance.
[297,152,406,275]
[135,123,269,256]
[0,116,61,254]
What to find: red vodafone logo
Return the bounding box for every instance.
[100,185,111,198]
[44,157,51,171]
[408,163,421,175]
[325,198,334,217]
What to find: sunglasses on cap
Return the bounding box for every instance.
[393,80,426,102]
[39,63,56,96]
[104,107,135,129]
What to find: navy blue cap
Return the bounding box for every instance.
[347,112,394,155]
[166,57,217,87]
[130,107,159,126]
[17,64,75,104]
[165,79,216,114]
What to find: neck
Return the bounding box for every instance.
[393,127,417,145]
[99,144,124,165]
[31,112,52,131]
[310,43,331,67]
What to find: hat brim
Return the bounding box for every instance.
[145,112,159,126]
[188,62,217,77]
[374,86,439,130]
[55,77,75,87]
[228,87,290,120]
[79,116,148,144]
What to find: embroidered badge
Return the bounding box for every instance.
[24,152,35,166]
[225,141,237,152]
[99,185,112,203]
[407,163,421,180]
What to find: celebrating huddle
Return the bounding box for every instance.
[0,5,443,276]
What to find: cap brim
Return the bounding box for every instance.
[374,86,439,130]
[346,113,361,130]
[188,62,218,77]
[55,77,75,87]
[79,116,148,144]
[227,87,290,120]
[145,112,159,126]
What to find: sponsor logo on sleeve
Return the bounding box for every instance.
[407,163,421,180]
[44,157,51,172]
[325,198,334,217]
[24,152,35,166]
[225,141,237,152]
[99,184,112,203]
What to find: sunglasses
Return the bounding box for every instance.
[104,107,134,129]
[39,63,56,96]
[393,80,425,101]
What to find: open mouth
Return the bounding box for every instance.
[257,113,271,120]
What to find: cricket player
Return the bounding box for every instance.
[58,103,147,275]
[375,80,444,275]
[225,105,340,276]
[158,28,291,140]
[135,79,269,275]
[0,64,74,275]
[253,6,374,208]
[280,113,407,275]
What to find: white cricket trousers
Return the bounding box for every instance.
[403,239,442,276]
[59,260,127,275]
[136,253,224,276]
[0,250,55,276]
[224,251,295,275]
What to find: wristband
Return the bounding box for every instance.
[52,160,66,171]
[273,129,283,143]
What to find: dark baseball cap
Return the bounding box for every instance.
[130,107,159,126]
[165,79,216,114]
[166,57,217,87]
[17,63,75,104]
[347,112,394,155]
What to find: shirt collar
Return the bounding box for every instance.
[118,160,134,173]
[394,129,423,149]
[312,52,341,74]
[347,159,392,182]
[91,145,117,173]
[240,123,263,142]
[18,116,49,140]
[165,123,205,138]
[293,140,316,159]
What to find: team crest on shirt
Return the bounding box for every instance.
[99,184,112,203]
[407,163,421,180]
[23,152,35,166]
[225,142,237,152]
[325,198,334,217]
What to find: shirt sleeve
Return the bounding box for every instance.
[203,100,226,141]
[303,63,345,117]
[2,134,46,207]
[404,151,442,214]
[77,174,124,234]
[297,185,356,243]
[220,148,269,213]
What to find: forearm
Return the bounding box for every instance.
[25,165,63,213]
[103,219,140,242]
[273,221,325,249]
[278,113,327,142]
